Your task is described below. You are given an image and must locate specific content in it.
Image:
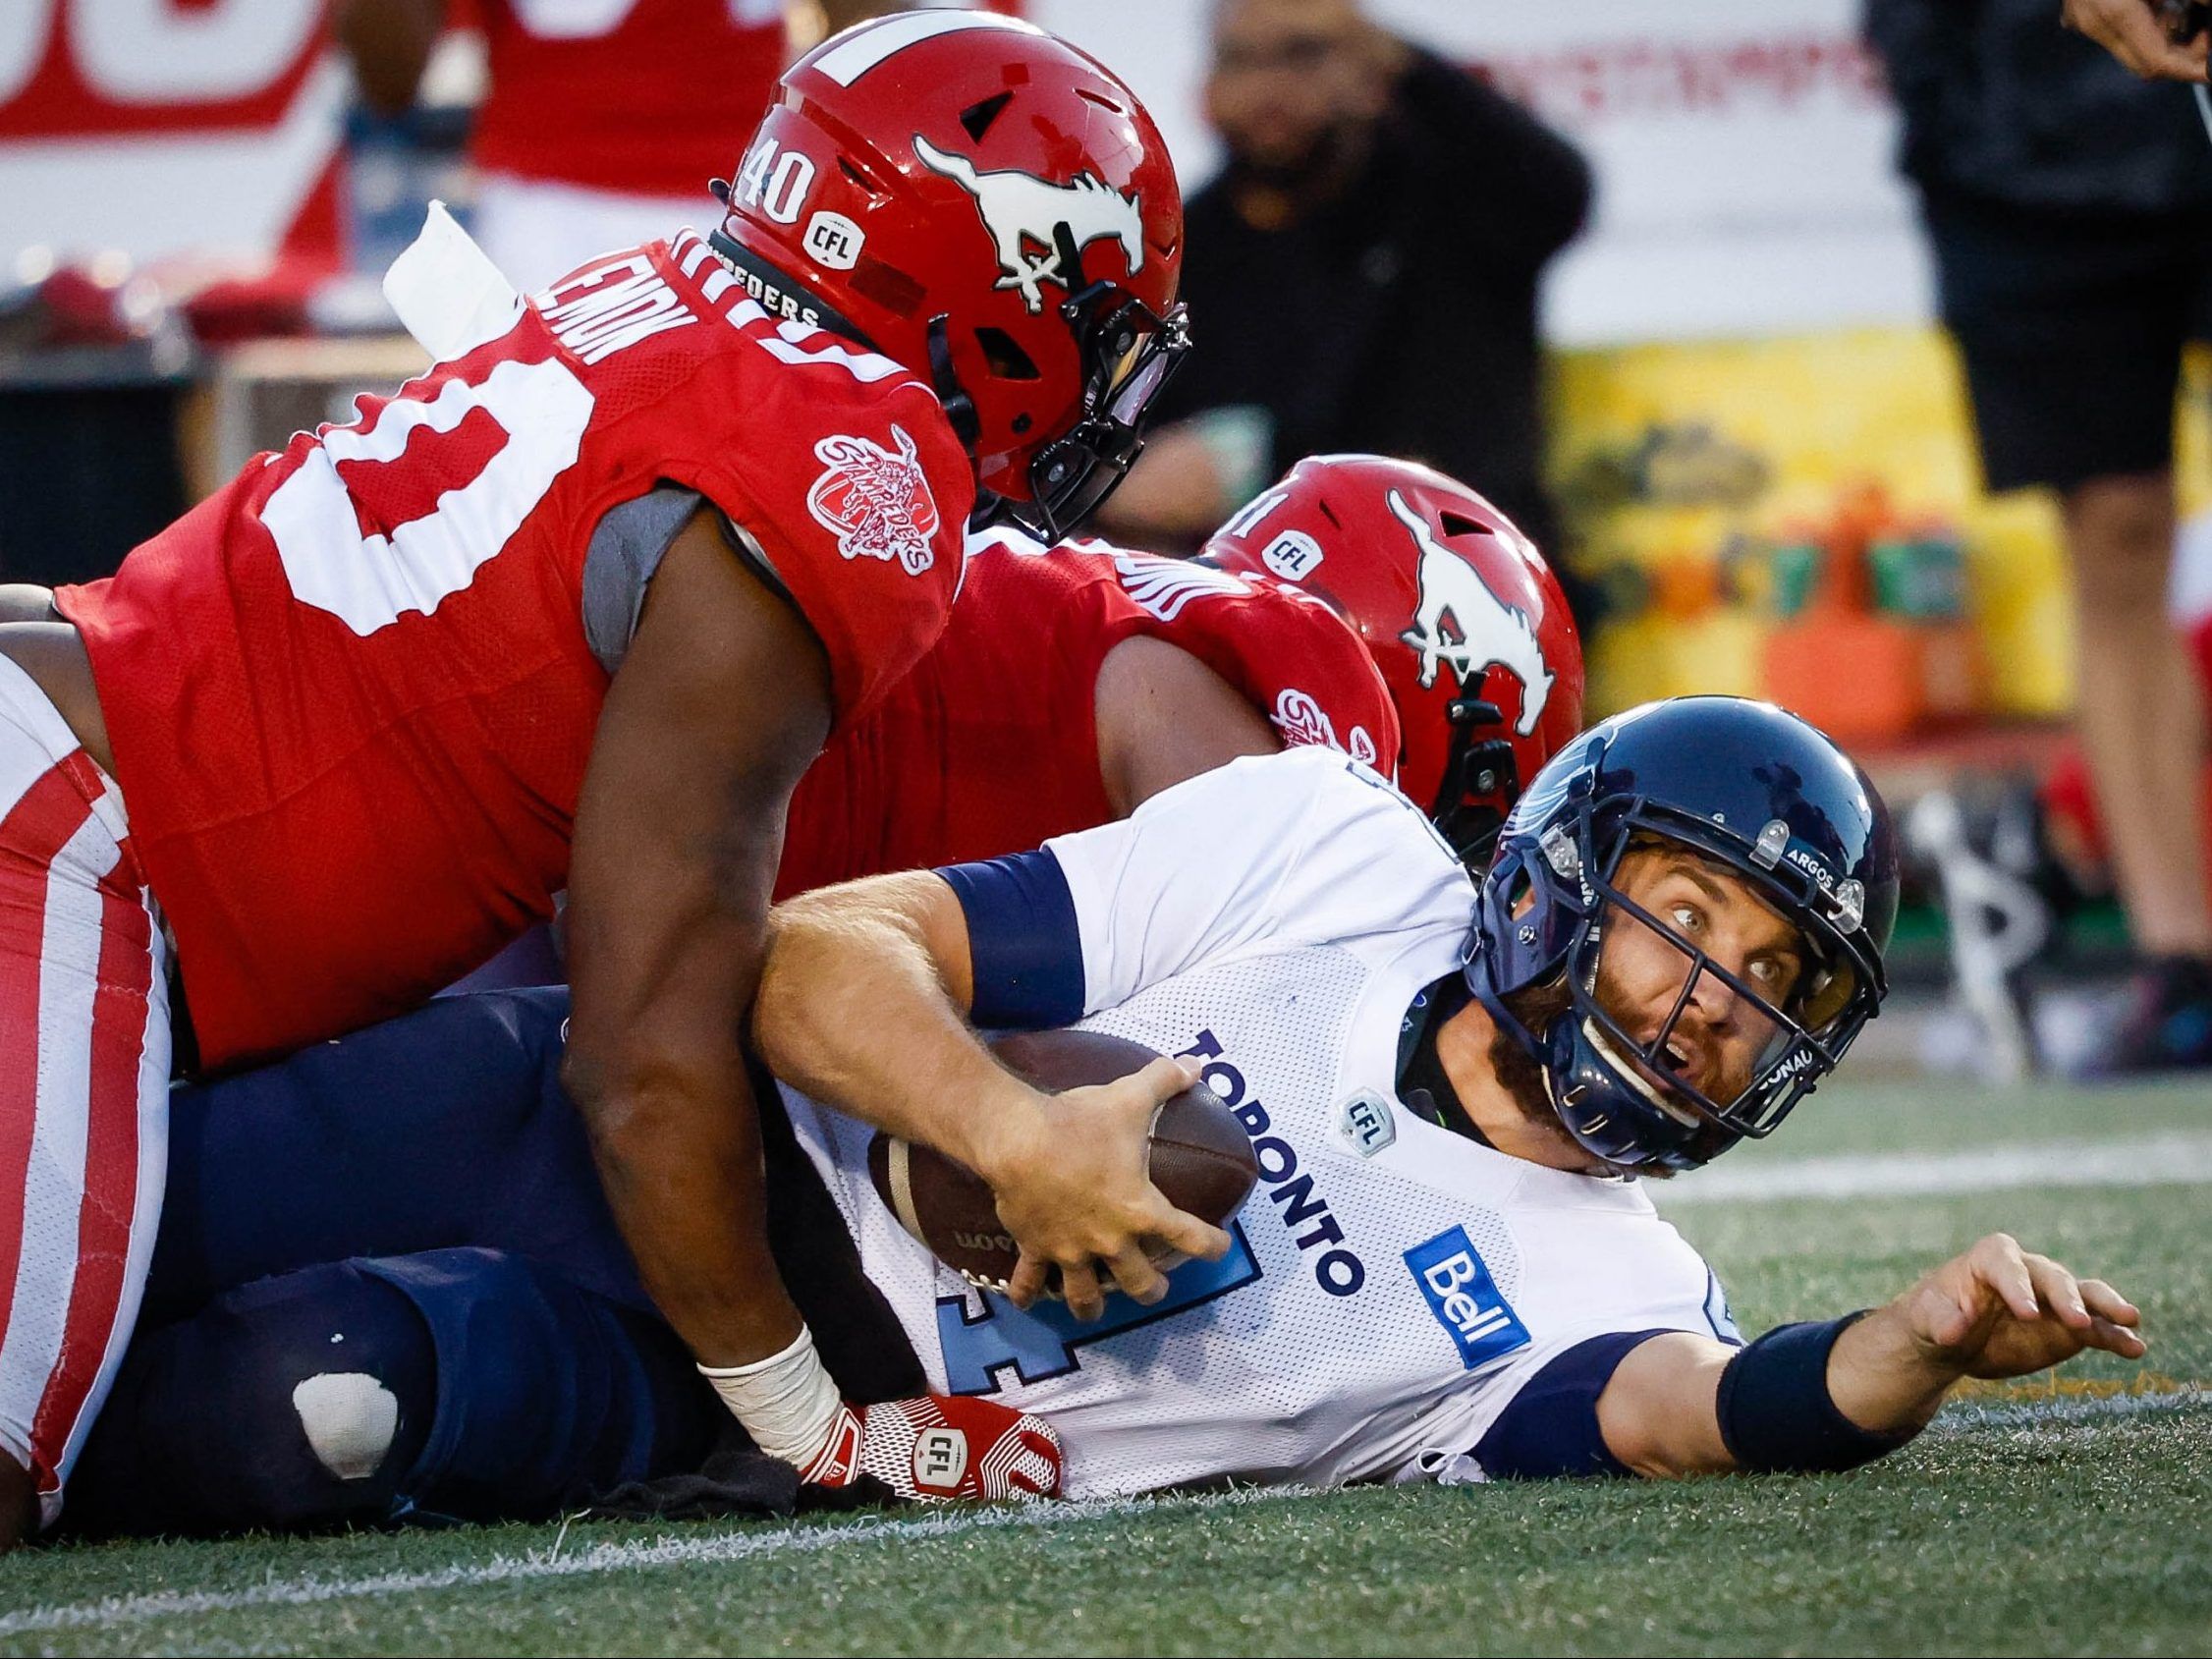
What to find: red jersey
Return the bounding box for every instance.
[775,529,1400,899]
[469,0,786,198]
[58,223,969,1071]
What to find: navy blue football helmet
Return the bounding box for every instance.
[1465,696,1898,1172]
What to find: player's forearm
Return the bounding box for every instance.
[755,881,1044,1181]
[1603,1313,1938,1481]
[563,1043,802,1367]
[1825,1300,1966,1438]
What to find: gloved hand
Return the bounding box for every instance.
[801,1394,1063,1501]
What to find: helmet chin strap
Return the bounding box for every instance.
[923,314,981,451]
[1580,1018,1701,1128]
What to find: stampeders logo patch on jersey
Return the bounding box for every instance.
[1272,688,1378,768]
[1404,1227,1529,1370]
[913,136,1145,314]
[806,424,942,575]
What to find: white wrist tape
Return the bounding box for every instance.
[697,1326,845,1467]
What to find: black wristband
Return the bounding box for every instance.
[1714,1312,1915,1474]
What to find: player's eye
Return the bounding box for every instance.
[1749,955,1801,997]
[1670,903,1702,933]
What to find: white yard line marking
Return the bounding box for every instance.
[1653,1132,2212,1205]
[1932,1387,2206,1433]
[7,1386,2207,1639]
[0,1486,1305,1639]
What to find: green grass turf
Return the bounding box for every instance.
[1706,1074,2212,1160]
[1,1078,2204,1657]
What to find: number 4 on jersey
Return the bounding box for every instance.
[936,1226,1262,1395]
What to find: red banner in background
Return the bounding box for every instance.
[0,0,328,138]
[0,0,343,272]
[1482,34,1886,124]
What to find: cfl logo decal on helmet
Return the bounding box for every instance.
[1391,491,1555,737]
[803,211,863,271]
[805,425,941,575]
[1261,529,1324,581]
[912,136,1147,314]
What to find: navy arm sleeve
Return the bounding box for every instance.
[937,850,1085,1029]
[1471,1329,1678,1480]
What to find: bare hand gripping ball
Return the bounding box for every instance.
[866,1028,1258,1295]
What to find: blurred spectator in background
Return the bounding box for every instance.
[1868,0,2212,1071]
[1094,0,1591,591]
[336,0,898,288]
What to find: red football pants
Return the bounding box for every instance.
[0,657,166,1528]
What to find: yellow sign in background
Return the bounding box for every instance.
[1550,329,2212,720]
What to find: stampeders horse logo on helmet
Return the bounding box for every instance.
[1390,489,1555,737]
[716,10,1188,538]
[1200,455,1583,869]
[912,136,1148,314]
[806,424,942,576]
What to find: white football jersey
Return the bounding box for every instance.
[784,749,1738,1499]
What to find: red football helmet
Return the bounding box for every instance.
[1203,454,1584,865]
[713,11,1189,538]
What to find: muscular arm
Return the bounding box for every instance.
[754,871,1010,1172]
[333,0,446,117]
[1594,1234,2147,1478]
[1093,634,1281,816]
[756,870,1227,1320]
[562,507,831,1368]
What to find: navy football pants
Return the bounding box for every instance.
[65,987,916,1535]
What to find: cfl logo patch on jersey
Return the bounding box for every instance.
[1404,1228,1529,1370]
[1338,1091,1396,1157]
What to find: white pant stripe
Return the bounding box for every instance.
[0,658,89,826]
[47,907,164,1521]
[0,809,118,1448]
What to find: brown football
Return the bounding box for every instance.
[865,1027,1258,1295]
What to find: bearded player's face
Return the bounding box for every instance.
[1589,845,1809,1112]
